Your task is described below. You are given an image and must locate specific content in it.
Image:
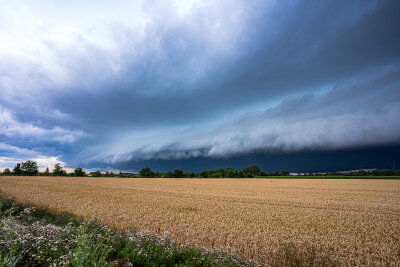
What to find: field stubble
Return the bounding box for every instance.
[1,176,399,266]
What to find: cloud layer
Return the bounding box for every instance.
[0,0,399,170]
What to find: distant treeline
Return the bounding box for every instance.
[1,160,400,177]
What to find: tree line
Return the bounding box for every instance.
[0,161,269,178]
[1,160,399,177]
[1,161,87,177]
[137,165,271,178]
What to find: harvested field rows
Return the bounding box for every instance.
[1,176,399,265]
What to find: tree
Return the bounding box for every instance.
[74,168,86,177]
[89,171,101,177]
[52,163,66,176]
[210,168,225,178]
[242,165,261,176]
[21,160,39,176]
[163,171,173,178]
[381,170,394,176]
[2,168,11,176]
[173,169,184,178]
[13,163,23,176]
[225,168,238,178]
[280,170,290,176]
[139,167,154,178]
[199,170,210,178]
[43,167,50,176]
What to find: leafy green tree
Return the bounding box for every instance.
[2,168,11,175]
[225,168,238,178]
[74,168,86,177]
[21,160,39,176]
[43,167,50,176]
[280,170,290,176]
[89,171,102,177]
[105,171,116,177]
[13,163,23,176]
[139,167,154,177]
[52,163,67,176]
[199,170,210,178]
[163,171,173,178]
[210,168,225,178]
[242,165,261,176]
[173,169,184,178]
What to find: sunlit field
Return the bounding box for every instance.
[1,176,399,265]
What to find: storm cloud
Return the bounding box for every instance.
[0,0,399,170]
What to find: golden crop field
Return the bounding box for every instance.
[1,176,399,266]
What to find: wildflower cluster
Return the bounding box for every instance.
[1,218,78,265]
[121,228,259,266]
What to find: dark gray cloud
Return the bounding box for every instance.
[0,0,399,170]
[80,67,400,165]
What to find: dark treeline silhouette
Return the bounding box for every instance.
[1,160,400,178]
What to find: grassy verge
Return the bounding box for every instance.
[0,195,259,267]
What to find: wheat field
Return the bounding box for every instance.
[1,176,399,265]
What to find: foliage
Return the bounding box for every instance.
[1,168,11,176]
[173,169,184,178]
[43,167,50,176]
[68,223,114,266]
[163,171,173,178]
[89,171,102,177]
[52,163,67,176]
[12,163,22,176]
[280,170,290,176]
[21,160,39,176]
[139,167,154,178]
[103,171,117,177]
[242,165,261,176]
[74,168,86,177]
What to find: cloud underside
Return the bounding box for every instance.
[0,0,399,168]
[87,70,400,163]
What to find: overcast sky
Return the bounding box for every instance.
[1,0,399,172]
